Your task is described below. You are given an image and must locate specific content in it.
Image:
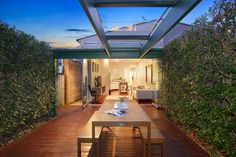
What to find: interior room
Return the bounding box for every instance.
[82,59,162,106]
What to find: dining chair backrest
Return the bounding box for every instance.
[88,85,92,93]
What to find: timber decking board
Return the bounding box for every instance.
[0,101,209,157]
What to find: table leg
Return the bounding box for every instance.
[92,124,96,157]
[96,140,100,157]
[142,138,146,157]
[77,139,81,157]
[147,124,151,157]
[161,144,163,157]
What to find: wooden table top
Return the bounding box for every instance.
[91,100,152,123]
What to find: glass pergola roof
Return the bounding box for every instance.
[98,7,168,33]
[54,0,201,59]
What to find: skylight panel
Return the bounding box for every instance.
[98,7,168,34]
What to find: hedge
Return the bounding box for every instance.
[161,0,236,156]
[0,22,56,145]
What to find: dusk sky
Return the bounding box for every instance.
[0,0,215,48]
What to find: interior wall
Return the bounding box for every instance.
[109,61,138,85]
[135,59,159,88]
[109,59,159,88]
[90,59,110,95]
[64,59,82,104]
[99,59,110,94]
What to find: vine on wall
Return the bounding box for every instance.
[0,22,56,145]
[161,0,236,156]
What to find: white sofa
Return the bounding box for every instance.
[135,89,160,100]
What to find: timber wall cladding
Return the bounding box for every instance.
[64,59,82,104]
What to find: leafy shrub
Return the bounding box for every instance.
[161,0,236,156]
[0,22,56,144]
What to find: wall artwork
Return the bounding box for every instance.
[92,62,99,73]
[95,63,97,72]
[146,64,153,83]
[92,62,95,72]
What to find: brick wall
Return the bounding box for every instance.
[64,59,82,104]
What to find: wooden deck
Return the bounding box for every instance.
[0,101,209,157]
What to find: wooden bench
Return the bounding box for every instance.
[139,123,165,157]
[77,120,103,157]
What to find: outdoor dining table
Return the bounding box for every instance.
[91,100,152,157]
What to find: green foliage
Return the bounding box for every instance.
[0,22,56,144]
[161,0,236,156]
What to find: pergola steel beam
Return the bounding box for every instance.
[79,0,111,57]
[94,0,178,7]
[53,48,164,59]
[139,0,201,58]
[54,49,108,59]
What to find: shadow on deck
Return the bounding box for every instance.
[0,102,209,157]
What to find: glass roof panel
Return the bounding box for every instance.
[77,6,172,50]
[78,42,103,49]
[98,7,168,35]
[109,40,146,48]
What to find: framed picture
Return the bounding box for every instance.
[146,64,153,83]
[95,63,97,72]
[92,62,95,72]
